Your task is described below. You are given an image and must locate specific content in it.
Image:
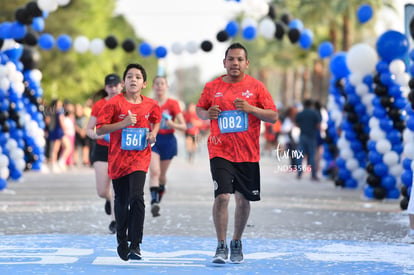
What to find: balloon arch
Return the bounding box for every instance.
[1,0,414,209]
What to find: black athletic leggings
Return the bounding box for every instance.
[112,171,146,246]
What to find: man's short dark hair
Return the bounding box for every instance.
[225,42,248,60]
[122,63,147,82]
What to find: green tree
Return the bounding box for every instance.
[1,0,158,103]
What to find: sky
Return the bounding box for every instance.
[115,0,270,83]
[114,0,412,84]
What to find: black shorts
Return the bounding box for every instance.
[210,157,261,201]
[91,143,108,164]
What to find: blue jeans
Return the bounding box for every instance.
[297,135,317,178]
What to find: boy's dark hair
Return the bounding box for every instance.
[225,42,248,60]
[122,63,147,82]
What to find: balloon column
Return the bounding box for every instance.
[400,49,414,209]
[363,30,408,200]
[0,1,50,190]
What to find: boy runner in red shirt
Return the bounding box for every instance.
[96,63,161,261]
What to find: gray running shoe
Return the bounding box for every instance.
[230,240,244,263]
[151,203,160,217]
[212,241,228,264]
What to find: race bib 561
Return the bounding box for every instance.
[121,128,149,151]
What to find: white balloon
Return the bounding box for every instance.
[241,17,257,29]
[352,167,366,181]
[10,148,24,160]
[349,73,363,86]
[368,117,379,128]
[390,164,403,178]
[30,69,43,82]
[14,82,25,95]
[403,128,414,144]
[383,151,399,166]
[0,167,9,179]
[89,38,105,55]
[38,0,59,12]
[355,83,369,96]
[345,159,359,170]
[14,159,26,171]
[339,148,353,160]
[403,142,414,157]
[0,154,9,167]
[389,59,406,75]
[56,0,71,6]
[0,39,18,52]
[258,18,275,40]
[0,77,10,91]
[171,42,184,55]
[74,36,90,53]
[369,127,385,141]
[5,139,18,151]
[376,139,392,154]
[395,72,410,87]
[0,65,8,78]
[346,43,378,75]
[185,41,198,54]
[337,137,349,150]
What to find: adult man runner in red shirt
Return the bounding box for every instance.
[196,42,278,264]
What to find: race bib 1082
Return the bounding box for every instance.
[218,110,248,134]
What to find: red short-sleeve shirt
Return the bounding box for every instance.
[96,93,161,179]
[197,74,277,163]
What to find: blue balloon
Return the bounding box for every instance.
[382,175,396,190]
[406,116,414,131]
[357,4,373,24]
[379,118,393,132]
[56,34,72,52]
[374,163,388,177]
[401,169,413,185]
[299,29,313,49]
[288,19,303,31]
[242,26,257,40]
[329,52,350,78]
[10,22,27,40]
[376,30,408,62]
[0,22,13,39]
[368,151,382,164]
[345,178,358,189]
[0,178,6,190]
[364,185,374,199]
[318,41,334,59]
[138,42,152,57]
[38,33,55,50]
[403,158,412,170]
[3,43,24,61]
[386,188,400,199]
[338,168,351,180]
[225,20,239,37]
[31,17,45,32]
[154,46,167,58]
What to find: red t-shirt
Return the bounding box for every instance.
[96,93,161,179]
[91,98,110,147]
[158,98,182,135]
[197,74,277,162]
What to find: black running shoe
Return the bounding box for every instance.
[108,221,116,234]
[104,199,111,215]
[151,203,160,217]
[117,241,129,261]
[128,244,142,260]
